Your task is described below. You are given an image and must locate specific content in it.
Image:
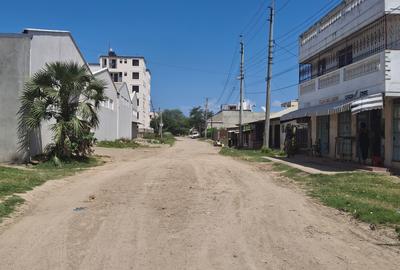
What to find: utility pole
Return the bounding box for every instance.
[239,35,245,148]
[159,107,163,139]
[263,0,275,149]
[204,97,209,139]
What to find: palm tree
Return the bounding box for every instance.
[18,61,106,160]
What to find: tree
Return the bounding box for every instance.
[188,106,214,134]
[151,109,189,136]
[18,61,106,160]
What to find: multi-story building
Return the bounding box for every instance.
[99,50,152,134]
[282,0,400,168]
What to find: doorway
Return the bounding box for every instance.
[317,115,330,156]
[357,110,383,164]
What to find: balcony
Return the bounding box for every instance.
[299,53,385,104]
[300,0,384,62]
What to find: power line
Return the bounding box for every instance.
[276,0,292,14]
[241,0,267,35]
[247,82,299,95]
[276,0,340,42]
[216,41,240,105]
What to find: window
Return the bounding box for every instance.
[119,60,122,64]
[111,72,122,82]
[132,85,139,93]
[299,63,312,83]
[110,59,117,69]
[137,98,140,106]
[132,59,140,66]
[132,72,139,79]
[124,72,127,76]
[137,112,140,119]
[338,46,353,68]
[102,58,107,68]
[124,59,127,64]
[318,58,326,76]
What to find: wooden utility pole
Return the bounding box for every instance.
[263,0,275,149]
[204,97,209,139]
[239,36,245,148]
[159,107,163,139]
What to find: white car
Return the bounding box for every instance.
[190,132,200,139]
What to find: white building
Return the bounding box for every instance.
[99,50,152,134]
[282,0,400,168]
[90,67,139,140]
[0,28,139,162]
[0,28,89,162]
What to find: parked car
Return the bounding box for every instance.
[190,132,200,139]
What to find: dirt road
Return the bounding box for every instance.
[0,138,399,269]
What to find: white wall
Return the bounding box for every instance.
[29,32,88,154]
[93,70,119,141]
[117,83,134,139]
[299,52,385,108]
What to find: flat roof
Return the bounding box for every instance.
[100,55,145,60]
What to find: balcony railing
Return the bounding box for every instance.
[318,70,340,90]
[300,54,382,96]
[344,56,381,81]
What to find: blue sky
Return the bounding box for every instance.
[0,0,341,114]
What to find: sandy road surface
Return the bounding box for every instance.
[0,138,399,270]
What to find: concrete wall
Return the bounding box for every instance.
[209,111,265,130]
[117,83,134,139]
[29,33,87,153]
[385,97,394,167]
[0,35,30,162]
[93,70,118,141]
[329,114,338,159]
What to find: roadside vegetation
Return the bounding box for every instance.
[0,157,101,221]
[0,62,107,222]
[272,163,400,239]
[97,139,140,149]
[219,148,400,239]
[143,132,176,146]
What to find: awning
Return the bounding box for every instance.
[351,93,383,114]
[281,99,349,122]
[332,93,383,115]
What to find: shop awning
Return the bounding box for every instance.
[351,93,383,114]
[281,99,349,122]
[331,93,383,115]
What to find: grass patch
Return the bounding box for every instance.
[0,157,101,221]
[97,139,140,149]
[219,147,272,163]
[271,163,400,232]
[143,133,176,146]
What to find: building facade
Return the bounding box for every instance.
[282,0,400,168]
[99,50,152,134]
[0,29,140,162]
[0,29,88,162]
[90,68,139,141]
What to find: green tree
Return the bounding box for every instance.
[189,106,214,134]
[151,109,189,136]
[18,61,106,160]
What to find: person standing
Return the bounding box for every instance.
[359,122,369,164]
